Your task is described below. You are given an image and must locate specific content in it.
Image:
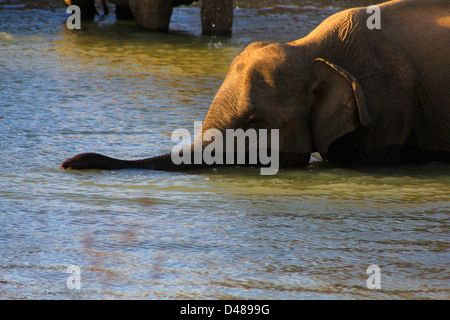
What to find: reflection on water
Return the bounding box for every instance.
[0,2,449,299]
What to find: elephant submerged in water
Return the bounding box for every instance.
[62,0,450,173]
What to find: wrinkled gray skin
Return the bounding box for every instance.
[62,0,450,171]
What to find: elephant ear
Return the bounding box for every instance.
[310,58,371,155]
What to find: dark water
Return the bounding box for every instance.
[0,2,449,299]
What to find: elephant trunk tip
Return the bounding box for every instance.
[61,162,71,170]
[61,152,119,170]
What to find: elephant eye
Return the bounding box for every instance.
[247,115,260,125]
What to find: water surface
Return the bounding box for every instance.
[0,1,449,299]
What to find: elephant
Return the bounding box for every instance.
[64,0,234,35]
[64,0,107,20]
[108,0,133,20]
[129,0,234,34]
[61,0,450,172]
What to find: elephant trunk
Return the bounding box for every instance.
[61,134,280,172]
[61,92,281,173]
[61,121,224,171]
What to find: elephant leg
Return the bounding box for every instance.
[201,0,234,36]
[66,0,98,20]
[128,0,173,32]
[101,0,108,15]
[115,5,134,20]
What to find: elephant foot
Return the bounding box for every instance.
[128,0,173,32]
[201,0,234,36]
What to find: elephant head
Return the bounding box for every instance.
[61,42,370,173]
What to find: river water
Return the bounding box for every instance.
[0,1,449,299]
